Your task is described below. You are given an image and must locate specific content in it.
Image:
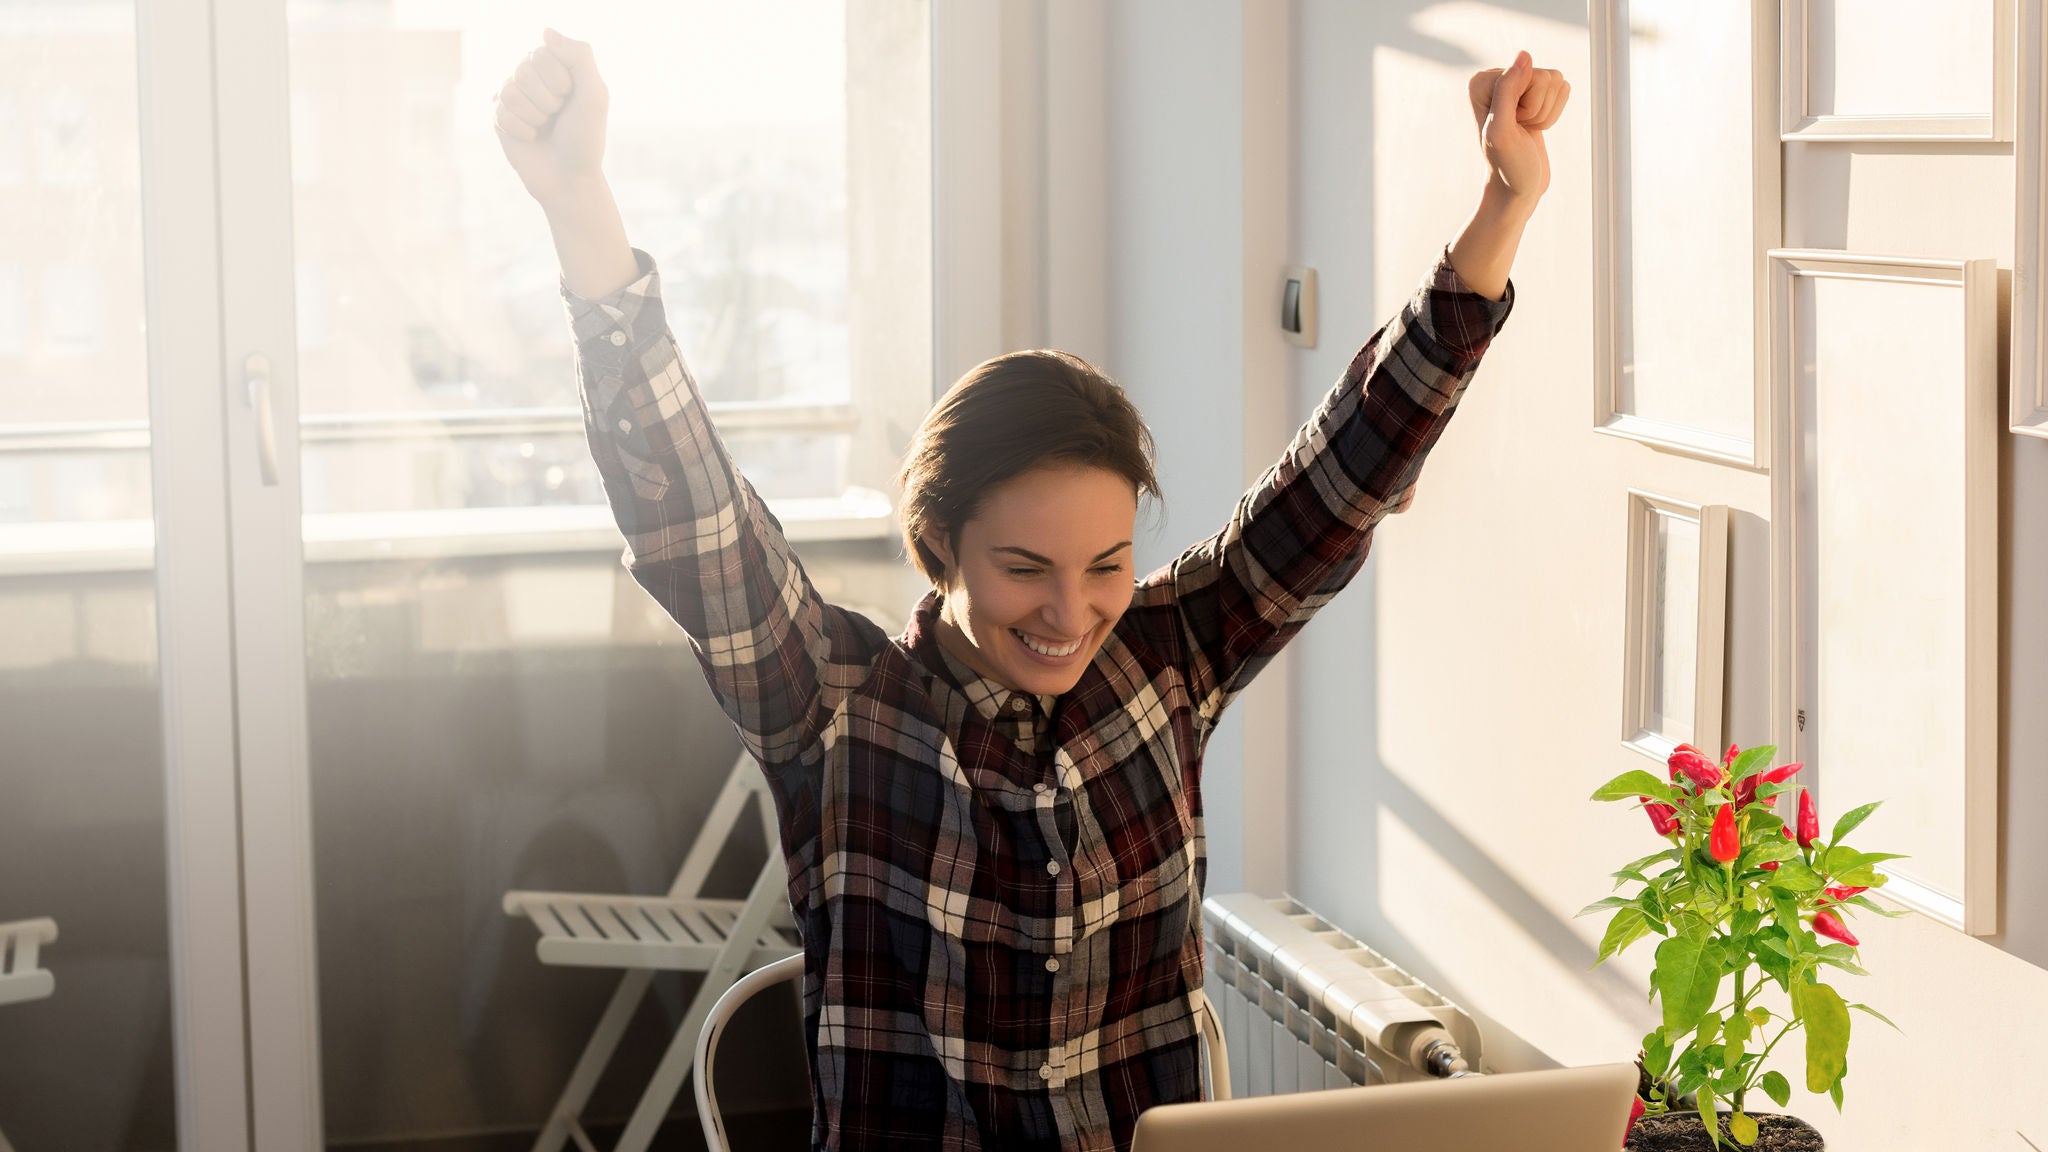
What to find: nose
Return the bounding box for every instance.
[1038,575,1097,639]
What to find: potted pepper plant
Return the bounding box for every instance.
[1586,743,1905,1150]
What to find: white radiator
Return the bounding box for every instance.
[1201,893,1484,1098]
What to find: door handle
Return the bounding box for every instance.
[244,352,279,487]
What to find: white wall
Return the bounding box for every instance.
[1081,0,2048,1145]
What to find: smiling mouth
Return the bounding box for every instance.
[1011,629,1084,659]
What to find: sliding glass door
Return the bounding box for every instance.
[1,2,928,1147]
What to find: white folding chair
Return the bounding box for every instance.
[691,955,1232,1152]
[504,752,800,1152]
[0,917,57,1152]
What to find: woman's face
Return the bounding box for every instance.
[925,464,1139,696]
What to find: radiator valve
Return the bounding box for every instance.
[1414,1031,1473,1078]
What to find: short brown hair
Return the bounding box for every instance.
[898,349,1159,585]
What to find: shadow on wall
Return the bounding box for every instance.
[1276,0,1627,1073]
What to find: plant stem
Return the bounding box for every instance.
[1739,1018,1802,1106]
[1731,967,1747,1112]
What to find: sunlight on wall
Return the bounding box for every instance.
[1375,803,1644,1069]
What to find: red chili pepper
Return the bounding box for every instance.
[1724,743,1741,766]
[1732,760,1804,810]
[1763,763,1804,784]
[1625,1093,1646,1143]
[1669,748,1725,791]
[1797,788,1820,848]
[1759,860,1780,872]
[1821,885,1867,903]
[1642,800,1681,837]
[1731,776,1759,811]
[1812,909,1860,947]
[1709,803,1740,863]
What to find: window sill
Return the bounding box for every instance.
[0,487,896,577]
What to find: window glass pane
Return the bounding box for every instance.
[287,0,855,517]
[1646,510,1700,739]
[280,5,927,1146]
[0,3,180,1149]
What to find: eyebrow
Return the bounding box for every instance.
[991,542,1133,566]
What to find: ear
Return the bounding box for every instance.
[921,529,957,584]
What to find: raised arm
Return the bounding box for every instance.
[493,31,883,767]
[1139,51,1565,723]
[1450,50,1567,301]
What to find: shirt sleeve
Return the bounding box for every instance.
[1136,250,1513,729]
[563,249,884,768]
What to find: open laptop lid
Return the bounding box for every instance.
[1132,1063,1640,1152]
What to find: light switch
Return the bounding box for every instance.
[1281,265,1317,348]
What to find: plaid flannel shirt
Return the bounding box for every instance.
[564,250,1510,1151]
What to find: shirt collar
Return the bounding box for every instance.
[908,591,1056,722]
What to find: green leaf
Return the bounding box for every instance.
[1751,785,1793,807]
[1696,1010,1723,1047]
[1612,868,1652,891]
[1748,1006,1772,1029]
[1597,906,1651,965]
[1741,838,1800,871]
[1655,936,1726,1035]
[1849,1002,1901,1032]
[1622,848,1681,876]
[1767,860,1825,893]
[1821,846,1906,878]
[1722,1009,1752,1063]
[1791,979,1851,1094]
[1730,1110,1758,1147]
[1829,801,1881,846]
[1829,1078,1844,1110]
[1695,1087,1724,1150]
[1578,895,1636,917]
[1643,1027,1674,1078]
[1760,1070,1791,1107]
[1846,894,1911,918]
[1594,770,1676,803]
[1727,746,1775,784]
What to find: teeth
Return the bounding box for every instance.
[1014,629,1082,658]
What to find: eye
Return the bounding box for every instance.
[1091,564,1124,576]
[1005,567,1041,578]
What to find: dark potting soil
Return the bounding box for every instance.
[1626,1111,1825,1152]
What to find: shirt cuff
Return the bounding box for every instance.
[560,247,663,348]
[1416,245,1515,358]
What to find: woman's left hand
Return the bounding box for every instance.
[1467,51,1568,208]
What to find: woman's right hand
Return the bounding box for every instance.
[493,28,609,213]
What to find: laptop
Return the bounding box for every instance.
[1131,1063,1640,1152]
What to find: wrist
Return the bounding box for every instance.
[1478,175,1542,225]
[539,173,616,226]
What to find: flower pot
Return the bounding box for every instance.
[1625,1109,1825,1151]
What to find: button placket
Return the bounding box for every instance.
[1041,747,1075,1094]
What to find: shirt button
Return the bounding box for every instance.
[609,330,627,345]
[1045,956,1060,972]
[1033,782,1049,795]
[1045,860,1060,876]
[1039,1063,1053,1081]
[1011,696,1028,712]
[615,418,633,434]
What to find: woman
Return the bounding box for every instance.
[495,28,1565,1152]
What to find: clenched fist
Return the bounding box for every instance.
[1467,51,1569,206]
[494,28,610,212]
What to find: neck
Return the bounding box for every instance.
[932,595,1016,691]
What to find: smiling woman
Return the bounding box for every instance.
[498,26,1562,1152]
